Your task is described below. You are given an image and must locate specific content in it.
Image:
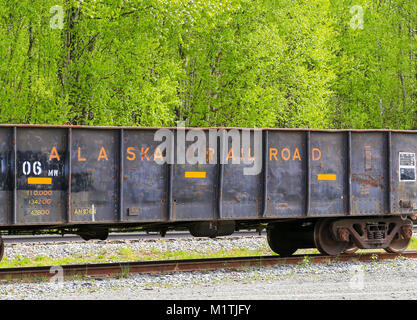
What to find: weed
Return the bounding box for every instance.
[119,265,130,279]
[299,255,312,267]
[34,256,46,262]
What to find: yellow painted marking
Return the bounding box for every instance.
[317,174,337,181]
[185,171,206,178]
[28,177,52,185]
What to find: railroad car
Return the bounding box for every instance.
[0,124,415,260]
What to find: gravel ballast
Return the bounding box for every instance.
[4,236,270,261]
[1,236,417,300]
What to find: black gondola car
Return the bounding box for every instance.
[0,124,415,260]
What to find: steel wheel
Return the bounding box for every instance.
[384,236,411,253]
[267,225,297,257]
[314,218,348,256]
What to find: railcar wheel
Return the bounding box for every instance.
[78,228,109,241]
[314,218,349,256]
[384,222,413,253]
[384,236,411,253]
[267,225,297,257]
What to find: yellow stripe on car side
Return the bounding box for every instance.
[317,174,337,181]
[185,171,206,178]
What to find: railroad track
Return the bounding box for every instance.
[2,251,417,282]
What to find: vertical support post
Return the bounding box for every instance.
[67,128,72,223]
[217,133,224,220]
[166,129,174,222]
[118,129,124,222]
[305,131,311,216]
[347,131,352,215]
[167,163,173,221]
[387,131,392,214]
[12,127,17,225]
[261,130,268,217]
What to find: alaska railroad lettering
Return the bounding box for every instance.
[48,146,323,163]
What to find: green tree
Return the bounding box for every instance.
[0,0,416,129]
[330,0,417,129]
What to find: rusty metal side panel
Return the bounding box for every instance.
[266,131,305,217]
[70,129,118,222]
[172,164,217,221]
[122,130,167,222]
[222,130,262,219]
[15,128,67,225]
[0,128,12,225]
[391,133,417,214]
[171,130,216,221]
[350,132,387,215]
[309,132,347,216]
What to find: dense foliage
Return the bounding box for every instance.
[1,0,416,129]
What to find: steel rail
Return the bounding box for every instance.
[2,251,417,282]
